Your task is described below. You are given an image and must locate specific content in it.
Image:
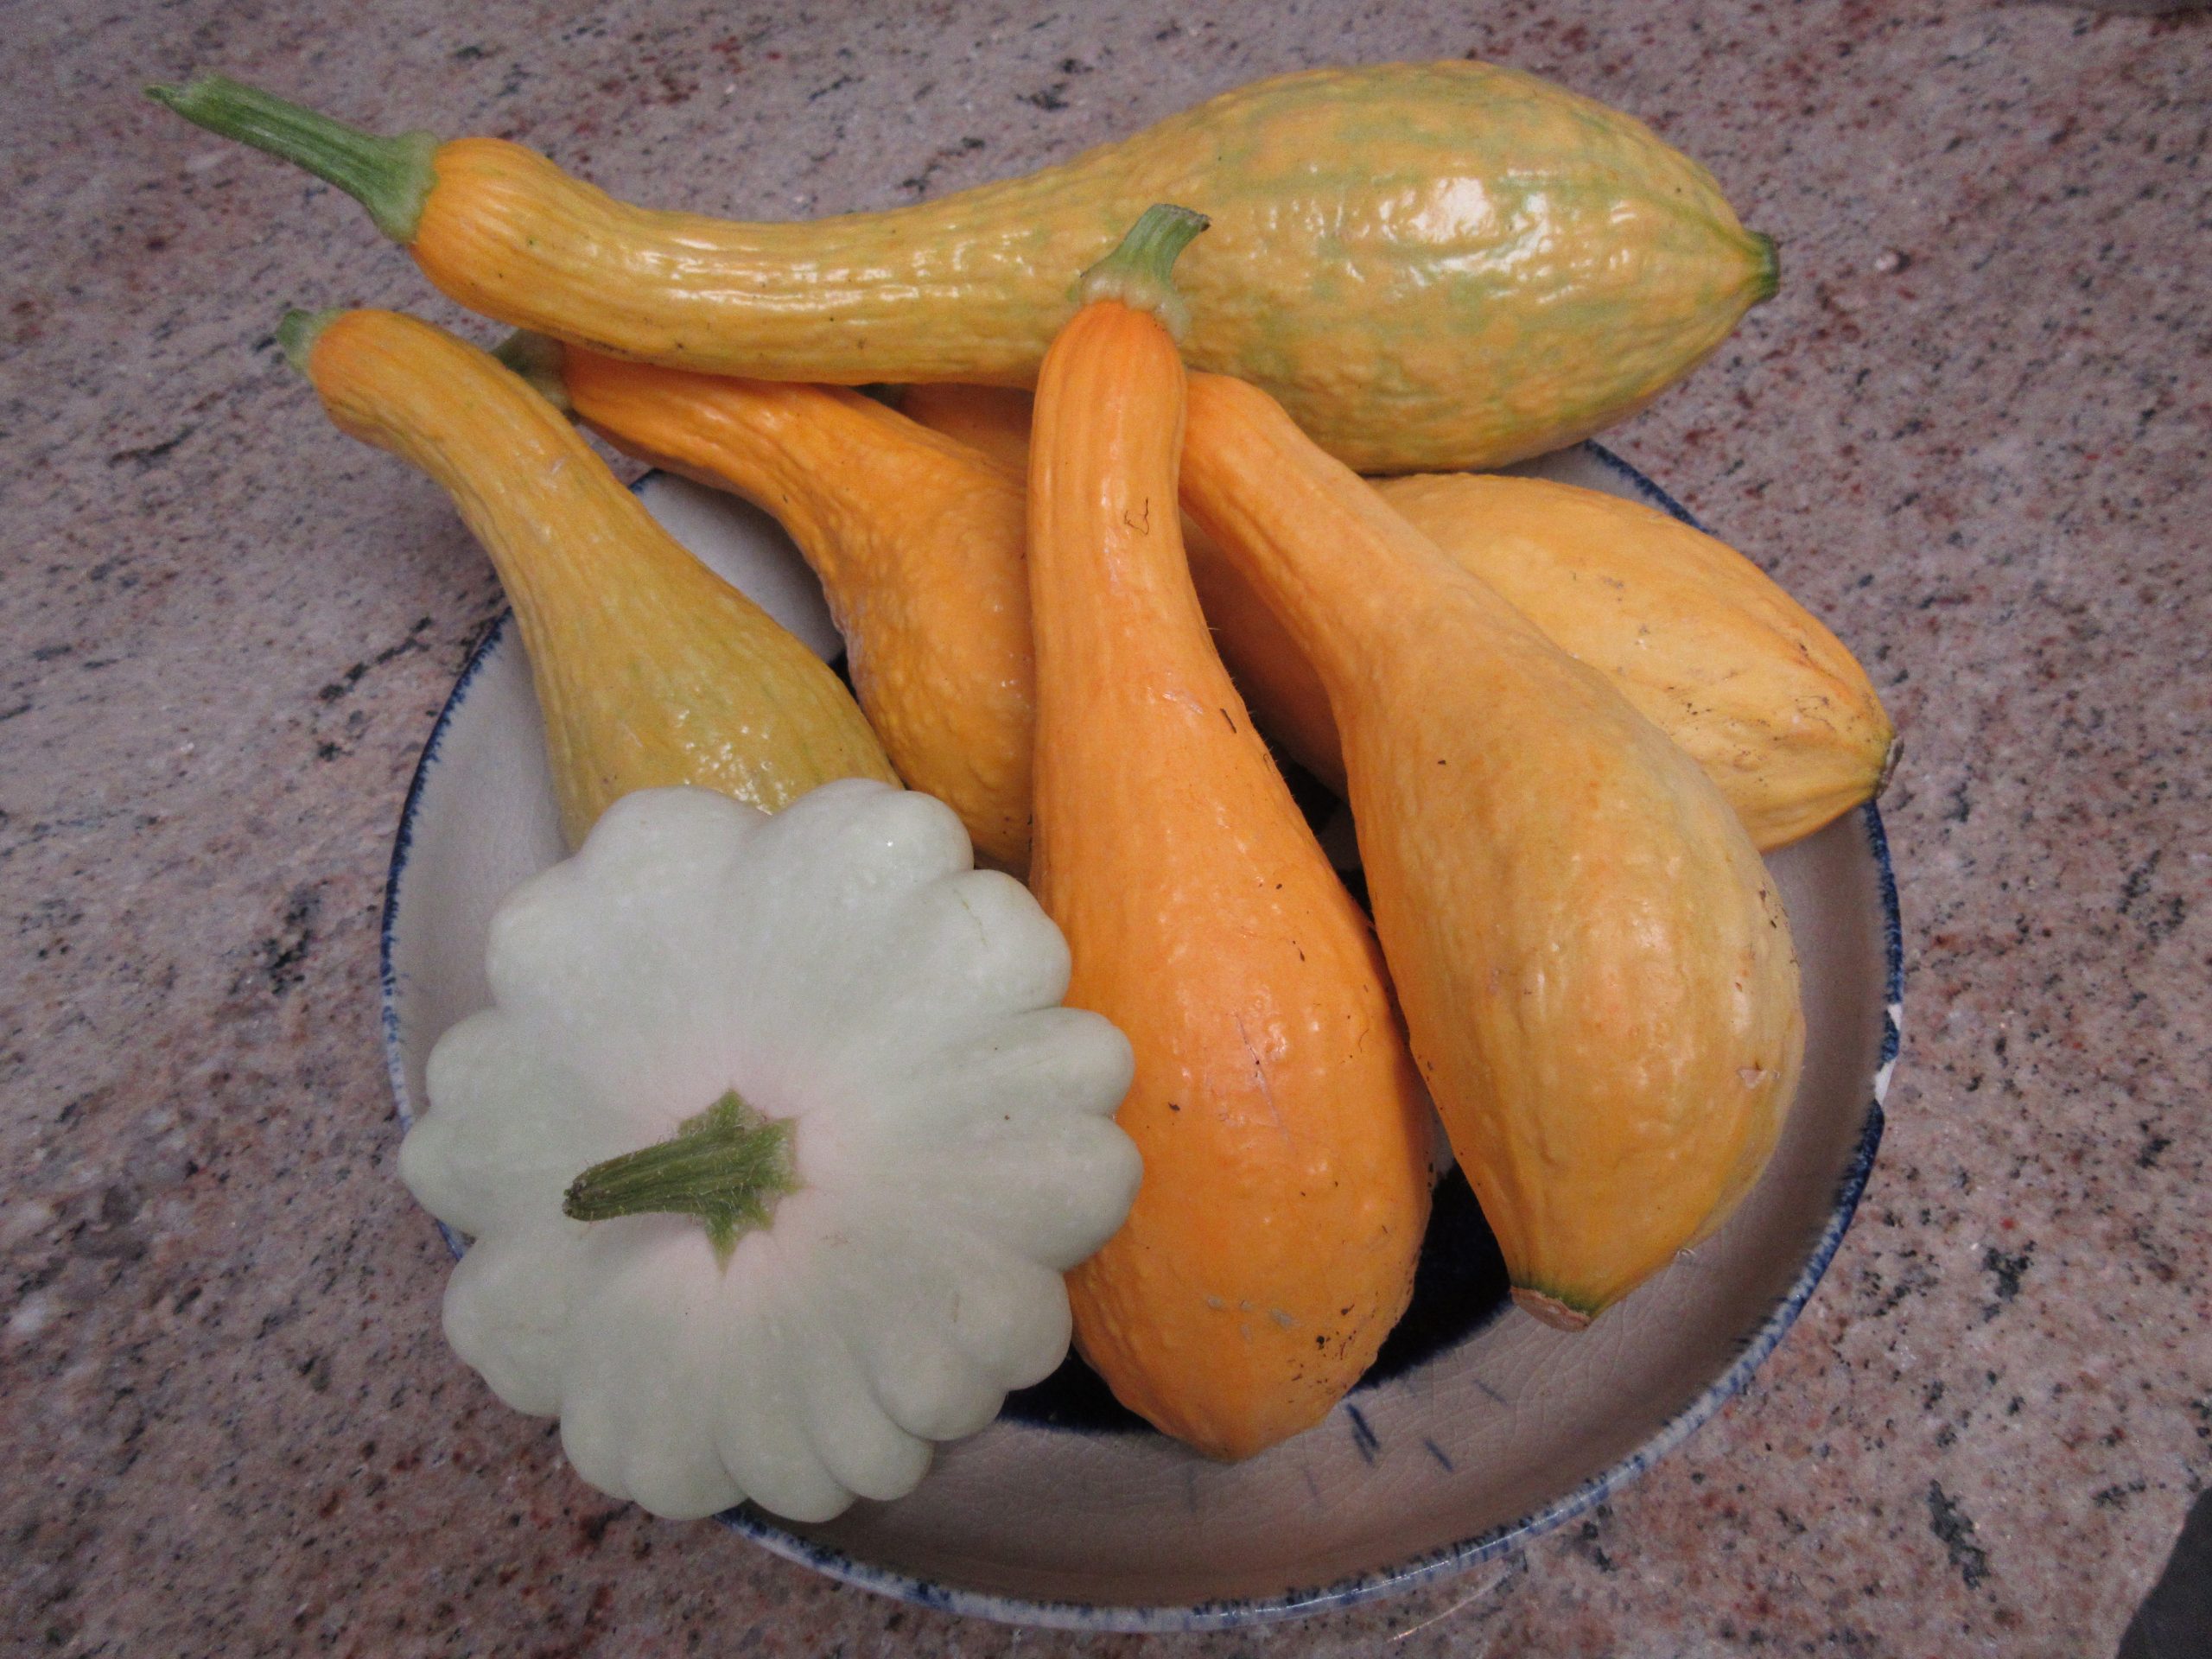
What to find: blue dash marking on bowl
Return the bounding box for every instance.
[1864,796,1904,1009]
[1586,439,1698,527]
[1344,1405,1381,1465]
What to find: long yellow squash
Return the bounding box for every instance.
[153,64,1775,473]
[283,308,894,847]
[1030,212,1430,1455]
[1181,372,1805,1326]
[508,341,1035,870]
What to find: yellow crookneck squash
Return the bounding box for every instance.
[1027,209,1431,1457]
[1179,371,1807,1327]
[504,340,1035,871]
[281,308,894,847]
[154,62,1776,473]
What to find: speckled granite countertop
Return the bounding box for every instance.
[4,1,2207,1652]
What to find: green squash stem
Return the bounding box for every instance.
[146,74,438,243]
[563,1090,799,1264]
[1750,232,1781,302]
[275,306,342,373]
[1074,203,1209,338]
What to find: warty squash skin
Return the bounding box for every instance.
[1179,372,1806,1326]
[517,343,1036,871]
[902,388,1892,849]
[286,309,895,848]
[155,63,1777,474]
[1028,214,1431,1457]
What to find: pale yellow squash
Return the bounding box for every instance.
[283,308,894,847]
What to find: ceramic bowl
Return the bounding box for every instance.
[381,446,1899,1632]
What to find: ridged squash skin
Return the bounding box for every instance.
[549,348,1036,870]
[1180,372,1805,1325]
[297,311,895,847]
[401,61,1773,473]
[900,387,1891,849]
[1029,300,1430,1458]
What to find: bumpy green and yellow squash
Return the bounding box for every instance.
[152,62,1776,473]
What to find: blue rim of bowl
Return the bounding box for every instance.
[379,448,1901,1633]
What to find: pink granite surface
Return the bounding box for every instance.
[3,1,2207,1653]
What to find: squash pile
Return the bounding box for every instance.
[157,63,1891,1469]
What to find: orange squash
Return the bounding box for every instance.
[509,342,1034,870]
[282,308,893,847]
[1028,212,1431,1456]
[1196,471,1895,849]
[894,385,1034,474]
[1179,372,1804,1326]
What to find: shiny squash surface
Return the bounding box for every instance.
[1376,474,1892,849]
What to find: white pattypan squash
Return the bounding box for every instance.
[398,780,1141,1522]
